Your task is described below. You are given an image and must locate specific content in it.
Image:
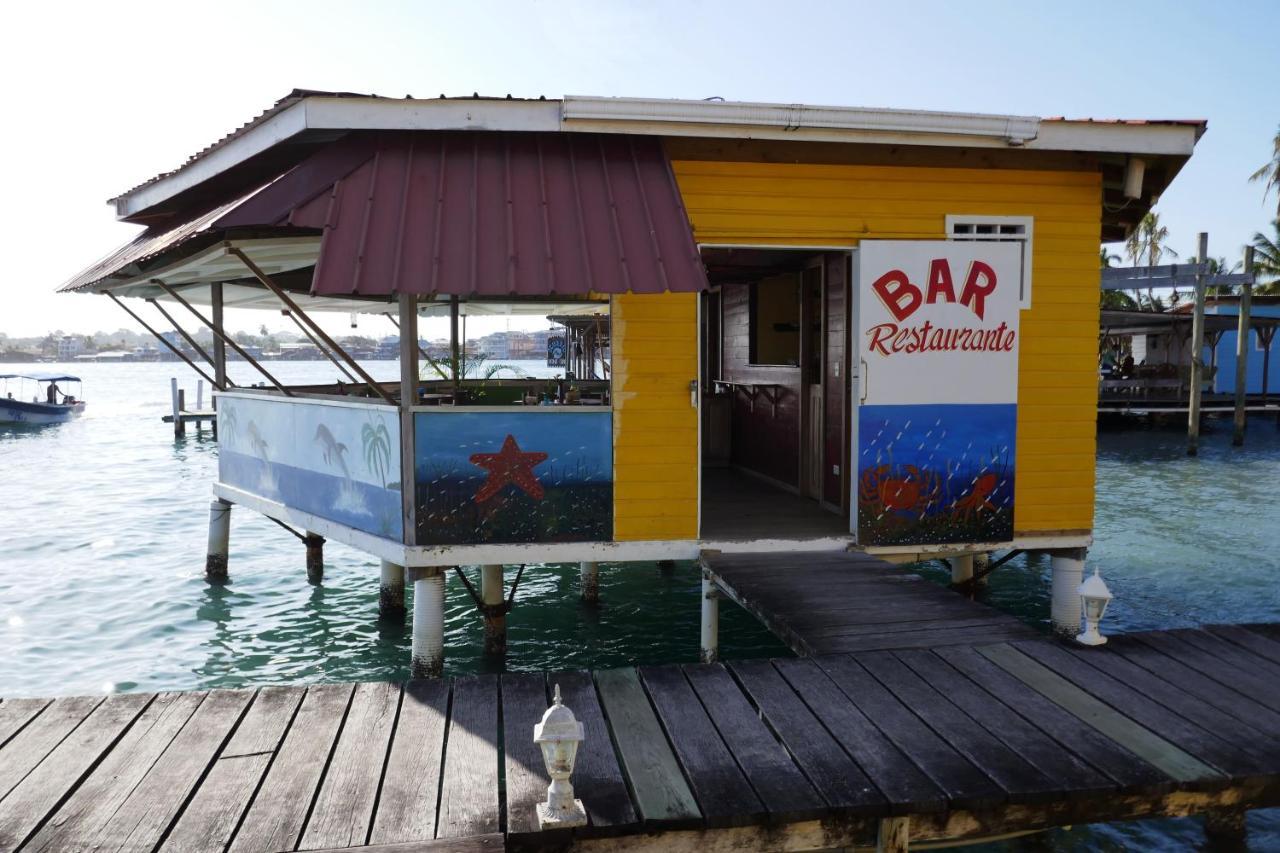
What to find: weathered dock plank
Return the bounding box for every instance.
[682,663,826,822]
[702,550,1037,656]
[0,698,50,751]
[501,672,550,837]
[437,675,500,839]
[229,683,354,853]
[893,650,1114,798]
[816,654,1004,809]
[593,668,700,827]
[978,644,1220,783]
[728,658,886,813]
[370,679,449,845]
[24,691,207,852]
[0,695,101,802]
[551,670,638,831]
[163,685,305,853]
[936,645,1167,791]
[0,692,151,850]
[639,664,764,826]
[301,681,401,850]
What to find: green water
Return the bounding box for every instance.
[1,361,1277,850]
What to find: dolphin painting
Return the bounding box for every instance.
[315,424,351,479]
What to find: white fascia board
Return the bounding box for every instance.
[562,95,1042,146]
[113,101,310,220]
[113,97,562,221]
[301,96,560,132]
[1030,121,1199,156]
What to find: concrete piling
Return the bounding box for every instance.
[1050,548,1086,637]
[700,570,719,664]
[410,567,445,678]
[580,561,599,604]
[304,533,324,584]
[950,554,974,586]
[480,564,507,656]
[205,498,230,583]
[379,560,406,622]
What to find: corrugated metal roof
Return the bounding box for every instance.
[59,187,268,292]
[222,131,707,296]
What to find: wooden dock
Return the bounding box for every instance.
[702,550,1040,655]
[4,625,1280,851]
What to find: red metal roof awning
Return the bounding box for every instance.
[220,131,708,297]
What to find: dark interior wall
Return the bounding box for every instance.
[721,283,801,487]
[823,253,848,507]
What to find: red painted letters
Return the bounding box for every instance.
[872,258,998,322]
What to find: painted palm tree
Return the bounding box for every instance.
[1252,220,1280,295]
[362,419,393,488]
[1250,125,1280,218]
[1125,212,1178,310]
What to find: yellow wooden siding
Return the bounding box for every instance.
[612,292,699,540]
[673,159,1101,536]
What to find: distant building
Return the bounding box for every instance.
[56,336,81,361]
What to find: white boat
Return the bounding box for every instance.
[0,372,87,424]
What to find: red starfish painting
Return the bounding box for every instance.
[469,434,549,503]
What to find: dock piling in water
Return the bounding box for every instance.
[205,498,231,583]
[481,564,507,656]
[1050,548,1086,637]
[700,569,719,663]
[951,554,975,586]
[303,533,324,584]
[410,567,445,678]
[379,560,406,622]
[579,561,599,604]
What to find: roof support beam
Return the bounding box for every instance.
[105,292,223,390]
[227,247,395,405]
[153,280,293,397]
[146,292,219,370]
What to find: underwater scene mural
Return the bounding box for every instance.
[217,395,403,541]
[857,403,1015,546]
[415,411,612,545]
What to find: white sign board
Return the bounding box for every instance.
[854,240,1023,547]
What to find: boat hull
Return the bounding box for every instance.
[0,399,86,424]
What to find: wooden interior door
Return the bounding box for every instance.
[801,261,825,499]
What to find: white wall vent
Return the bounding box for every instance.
[945,215,1033,308]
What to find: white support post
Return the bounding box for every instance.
[481,564,506,656]
[170,377,183,438]
[700,571,720,664]
[410,567,445,678]
[379,560,406,622]
[1050,548,1087,637]
[579,561,599,604]
[950,554,974,586]
[304,532,324,584]
[1188,232,1208,456]
[205,498,231,583]
[196,379,204,412]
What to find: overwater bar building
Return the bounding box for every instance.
[62,91,1204,673]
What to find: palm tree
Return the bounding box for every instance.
[1252,219,1280,295]
[1125,212,1178,310]
[1250,125,1280,218]
[1099,246,1137,308]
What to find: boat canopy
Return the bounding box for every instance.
[0,372,82,383]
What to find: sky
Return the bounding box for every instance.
[0,0,1274,340]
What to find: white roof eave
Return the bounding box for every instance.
[111,94,1202,221]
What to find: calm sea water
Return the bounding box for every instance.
[1,361,1277,850]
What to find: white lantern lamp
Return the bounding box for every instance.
[534,684,587,829]
[1076,566,1113,647]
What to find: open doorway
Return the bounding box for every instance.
[699,247,852,541]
